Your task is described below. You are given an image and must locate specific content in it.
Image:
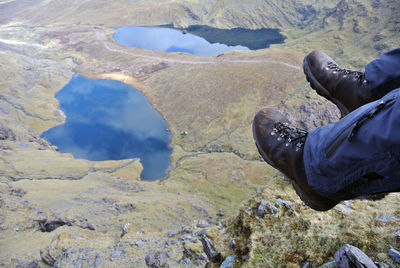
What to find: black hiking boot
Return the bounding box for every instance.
[253,108,339,211]
[303,50,374,117]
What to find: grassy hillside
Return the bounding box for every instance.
[0,0,399,266]
[1,0,337,28]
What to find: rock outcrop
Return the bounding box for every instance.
[202,183,400,267]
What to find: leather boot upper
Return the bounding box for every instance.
[303,50,374,116]
[253,108,338,211]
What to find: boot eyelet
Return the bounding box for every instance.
[277,137,282,141]
[285,143,290,147]
[270,131,276,136]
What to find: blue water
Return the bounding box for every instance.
[113,26,249,56]
[41,75,172,180]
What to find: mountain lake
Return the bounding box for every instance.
[41,75,172,180]
[113,25,285,56]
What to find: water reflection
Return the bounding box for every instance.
[113,26,249,56]
[41,75,172,180]
[174,25,286,50]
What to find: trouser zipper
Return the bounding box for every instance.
[325,97,396,158]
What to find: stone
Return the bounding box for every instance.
[318,260,336,267]
[256,201,278,217]
[111,250,122,259]
[183,227,193,233]
[256,201,268,217]
[25,261,40,268]
[377,214,400,223]
[178,235,193,241]
[0,124,16,141]
[302,263,311,268]
[167,229,182,237]
[334,244,377,268]
[84,223,95,230]
[276,198,294,208]
[267,203,279,214]
[388,248,400,263]
[73,217,95,231]
[395,230,400,237]
[200,236,221,263]
[119,203,136,212]
[338,202,354,214]
[374,262,392,268]
[197,219,210,228]
[181,258,192,265]
[229,239,236,250]
[220,255,236,268]
[40,248,57,266]
[198,229,208,236]
[216,210,225,217]
[374,43,389,51]
[373,34,383,42]
[145,250,169,268]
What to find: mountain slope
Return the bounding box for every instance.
[1,0,338,29]
[0,0,399,267]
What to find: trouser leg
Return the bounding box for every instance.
[303,88,400,201]
[365,47,400,98]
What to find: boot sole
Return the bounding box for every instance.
[252,117,338,211]
[303,58,350,117]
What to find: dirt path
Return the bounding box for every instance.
[95,30,302,71]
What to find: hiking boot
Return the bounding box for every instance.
[252,108,339,211]
[303,50,373,117]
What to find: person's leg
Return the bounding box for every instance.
[303,47,400,116]
[366,47,400,98]
[304,88,400,201]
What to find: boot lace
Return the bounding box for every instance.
[270,122,308,151]
[327,62,366,84]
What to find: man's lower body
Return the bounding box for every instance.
[305,47,400,200]
[253,47,400,211]
[304,88,400,201]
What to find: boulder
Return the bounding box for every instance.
[200,236,221,263]
[197,219,210,228]
[256,201,279,217]
[0,124,15,141]
[388,248,400,263]
[377,214,400,223]
[334,244,377,268]
[220,255,236,268]
[40,248,57,266]
[145,250,169,268]
[276,199,294,208]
